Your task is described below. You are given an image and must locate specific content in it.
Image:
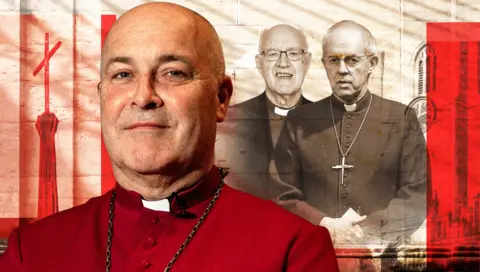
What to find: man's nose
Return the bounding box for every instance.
[337,59,349,75]
[276,52,290,68]
[131,76,163,109]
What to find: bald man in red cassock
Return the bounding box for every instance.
[0,2,338,272]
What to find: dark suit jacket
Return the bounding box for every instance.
[217,92,312,199]
[270,93,428,241]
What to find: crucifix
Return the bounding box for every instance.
[332,156,354,185]
[33,32,62,112]
[33,32,62,219]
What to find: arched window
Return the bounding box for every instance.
[413,42,436,96]
[406,42,437,135]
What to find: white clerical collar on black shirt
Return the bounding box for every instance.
[332,91,371,112]
[344,103,357,112]
[274,106,292,116]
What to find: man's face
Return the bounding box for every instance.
[99,19,230,175]
[256,27,311,96]
[322,28,377,102]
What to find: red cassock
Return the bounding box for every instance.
[0,167,339,271]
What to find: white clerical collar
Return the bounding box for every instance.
[274,106,293,116]
[344,103,357,112]
[142,198,170,211]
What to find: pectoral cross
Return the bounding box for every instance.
[332,156,354,185]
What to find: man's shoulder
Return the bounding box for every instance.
[287,96,329,119]
[1,192,110,266]
[373,94,409,112]
[228,93,266,119]
[302,96,315,105]
[221,185,326,233]
[18,192,109,238]
[220,187,335,257]
[371,94,422,126]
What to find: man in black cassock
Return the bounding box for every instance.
[217,24,312,199]
[270,20,427,248]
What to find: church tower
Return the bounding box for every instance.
[454,41,469,209]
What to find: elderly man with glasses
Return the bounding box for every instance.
[270,20,427,264]
[217,24,312,199]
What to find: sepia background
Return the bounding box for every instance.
[0,0,479,270]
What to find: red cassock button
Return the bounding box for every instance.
[141,259,151,268]
[145,237,157,248]
[152,216,159,224]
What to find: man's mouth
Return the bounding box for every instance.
[127,122,169,130]
[337,80,351,84]
[276,72,293,78]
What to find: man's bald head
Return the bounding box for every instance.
[100,2,225,79]
[322,20,377,58]
[258,24,308,52]
[98,2,234,193]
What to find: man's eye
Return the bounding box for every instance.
[346,58,359,65]
[165,70,190,81]
[113,72,131,79]
[267,52,280,57]
[329,58,340,64]
[168,70,186,76]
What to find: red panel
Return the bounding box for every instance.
[0,219,19,238]
[426,22,480,267]
[100,15,117,194]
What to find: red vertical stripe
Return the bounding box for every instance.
[18,15,35,227]
[100,15,117,194]
[72,14,79,206]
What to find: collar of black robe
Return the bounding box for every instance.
[266,94,307,119]
[114,166,222,218]
[330,90,372,115]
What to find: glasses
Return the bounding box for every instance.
[322,55,373,68]
[261,50,307,61]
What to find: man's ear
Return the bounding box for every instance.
[97,82,102,96]
[304,52,312,73]
[255,54,263,75]
[216,76,233,122]
[368,55,379,74]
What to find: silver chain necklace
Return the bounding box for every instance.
[329,92,373,158]
[105,168,227,272]
[329,93,373,185]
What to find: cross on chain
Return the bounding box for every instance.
[332,156,354,185]
[33,32,62,113]
[329,94,372,187]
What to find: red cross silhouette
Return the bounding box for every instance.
[33,32,62,113]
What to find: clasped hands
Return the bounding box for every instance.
[320,215,367,244]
